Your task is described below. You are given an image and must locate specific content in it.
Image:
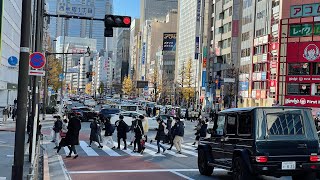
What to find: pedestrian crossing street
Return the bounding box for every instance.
[60,141,199,158]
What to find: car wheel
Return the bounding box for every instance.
[232,157,254,180]
[292,173,316,180]
[198,149,213,176]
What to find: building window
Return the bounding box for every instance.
[257,10,265,19]
[241,48,251,57]
[219,12,224,20]
[288,63,310,75]
[242,14,252,25]
[243,0,252,9]
[222,38,231,49]
[255,28,265,37]
[241,32,250,42]
[223,22,231,33]
[229,7,233,16]
[287,83,311,95]
[313,84,320,95]
[253,82,261,89]
[312,62,320,75]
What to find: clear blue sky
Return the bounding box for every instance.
[113,0,140,19]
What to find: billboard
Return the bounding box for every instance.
[136,81,148,88]
[162,33,176,51]
[289,24,320,37]
[285,96,320,108]
[290,3,320,18]
[287,42,320,63]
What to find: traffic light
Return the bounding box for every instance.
[104,15,131,28]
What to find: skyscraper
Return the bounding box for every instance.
[46,0,113,51]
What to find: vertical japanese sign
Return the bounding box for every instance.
[0,0,3,64]
[162,33,176,51]
[202,71,206,88]
[142,42,146,65]
[196,0,201,21]
[195,37,200,60]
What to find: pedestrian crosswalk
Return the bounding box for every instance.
[60,140,199,158]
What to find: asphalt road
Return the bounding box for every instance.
[43,101,294,180]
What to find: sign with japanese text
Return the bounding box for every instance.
[239,82,249,91]
[162,33,176,51]
[290,24,312,36]
[260,90,266,99]
[290,3,320,18]
[57,2,95,17]
[285,96,320,108]
[286,76,320,83]
[287,42,320,63]
[269,80,277,87]
[256,90,261,99]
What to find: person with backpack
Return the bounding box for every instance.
[53,116,63,149]
[104,117,116,149]
[133,115,144,153]
[115,115,129,150]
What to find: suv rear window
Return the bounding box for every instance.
[102,109,120,115]
[266,111,304,135]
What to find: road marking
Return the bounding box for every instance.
[142,147,165,157]
[181,144,197,151]
[68,169,200,174]
[145,143,187,157]
[159,143,198,157]
[0,177,6,180]
[114,142,142,156]
[79,141,99,156]
[171,171,195,180]
[6,155,14,158]
[94,142,120,156]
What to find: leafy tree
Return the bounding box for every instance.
[181,58,195,106]
[150,64,161,102]
[85,83,92,95]
[47,55,63,91]
[98,81,104,95]
[122,76,133,95]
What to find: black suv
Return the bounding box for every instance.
[198,107,320,180]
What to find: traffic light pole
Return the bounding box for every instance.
[11,0,32,178]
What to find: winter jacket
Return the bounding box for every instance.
[142,118,149,133]
[53,120,63,133]
[134,120,144,138]
[104,120,114,136]
[90,121,100,142]
[155,121,166,141]
[173,121,184,137]
[116,120,128,139]
[64,117,81,146]
[199,123,208,137]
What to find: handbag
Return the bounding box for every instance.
[59,131,66,138]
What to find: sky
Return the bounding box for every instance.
[113,0,140,19]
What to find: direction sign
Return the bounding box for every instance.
[30,52,46,69]
[8,56,18,66]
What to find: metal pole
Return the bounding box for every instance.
[59,18,67,116]
[11,0,32,178]
[197,0,205,109]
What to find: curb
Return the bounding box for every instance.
[43,151,50,180]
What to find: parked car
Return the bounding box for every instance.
[98,108,121,119]
[110,111,144,126]
[71,107,97,122]
[84,99,96,107]
[198,107,320,180]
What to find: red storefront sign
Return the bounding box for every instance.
[286,76,320,83]
[256,90,261,99]
[270,61,277,68]
[284,96,320,107]
[287,42,320,62]
[270,43,279,51]
[270,80,277,87]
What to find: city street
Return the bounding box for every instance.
[40,108,292,180]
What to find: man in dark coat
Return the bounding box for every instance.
[153,107,156,117]
[88,118,103,148]
[133,115,144,153]
[116,115,129,150]
[64,112,81,159]
[53,116,63,149]
[104,118,115,149]
[155,118,166,153]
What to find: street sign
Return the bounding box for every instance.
[59,73,64,80]
[223,78,236,83]
[29,70,45,76]
[8,56,18,66]
[144,86,149,91]
[57,2,95,17]
[30,52,46,69]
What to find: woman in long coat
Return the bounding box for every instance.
[88,118,103,148]
[155,118,166,154]
[64,113,81,158]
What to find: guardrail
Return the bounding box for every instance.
[27,137,42,180]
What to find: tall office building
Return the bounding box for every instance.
[140,0,178,24]
[0,0,22,107]
[46,0,113,51]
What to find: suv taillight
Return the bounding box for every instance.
[310,155,320,162]
[255,156,268,163]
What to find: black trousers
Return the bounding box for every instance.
[117,137,127,149]
[68,145,77,155]
[135,136,142,152]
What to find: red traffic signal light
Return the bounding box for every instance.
[104,15,132,28]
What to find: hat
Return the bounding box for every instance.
[119,115,124,119]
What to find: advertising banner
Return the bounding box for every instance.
[239,82,249,91]
[261,90,266,99]
[287,42,320,62]
[261,72,267,81]
[202,71,206,88]
[285,96,320,107]
[286,76,320,83]
[163,33,176,51]
[270,80,277,87]
[142,42,146,65]
[252,90,256,99]
[256,90,261,99]
[290,4,320,18]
